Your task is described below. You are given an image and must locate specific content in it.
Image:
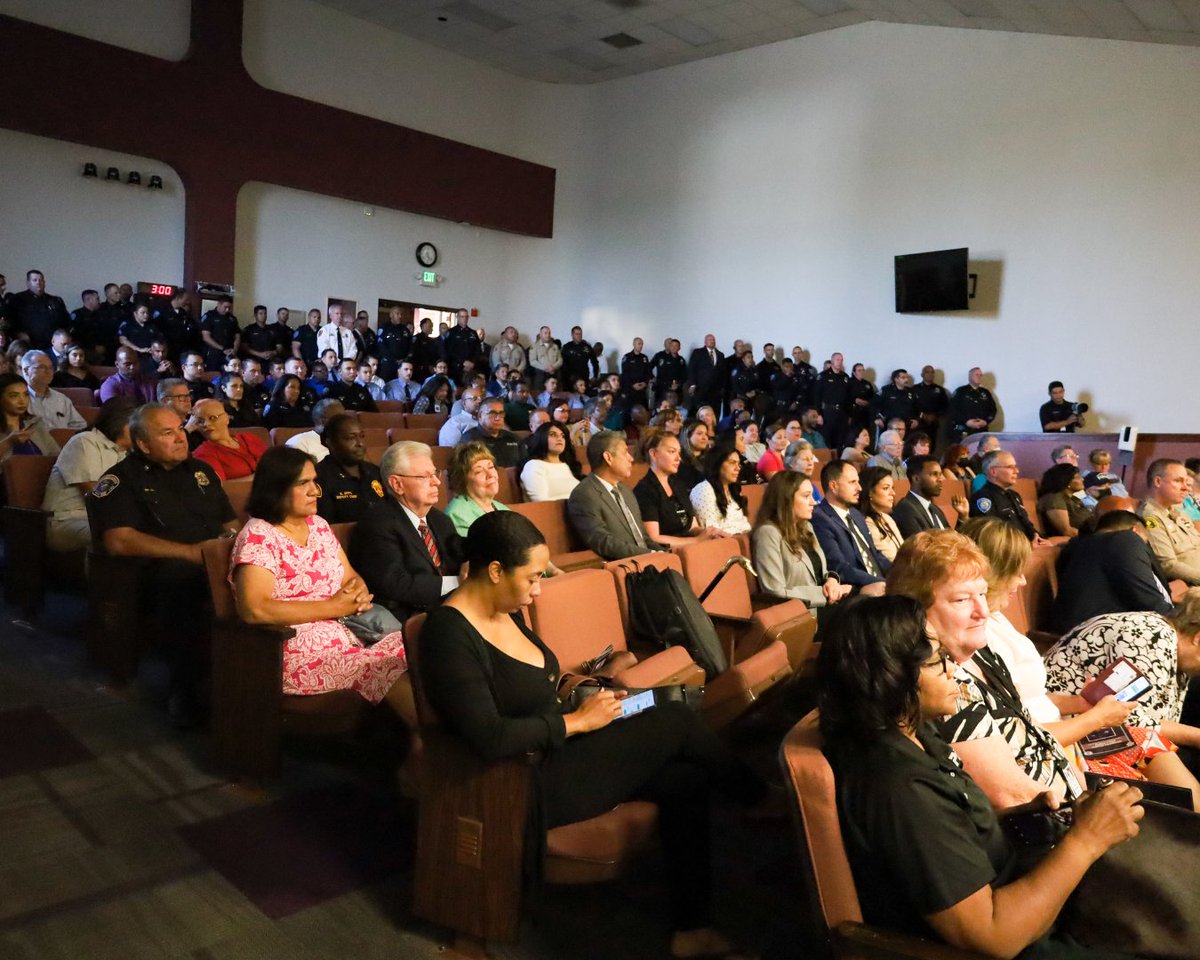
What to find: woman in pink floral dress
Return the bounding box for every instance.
[229,447,415,722]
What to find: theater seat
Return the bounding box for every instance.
[496,466,522,505]
[1,454,60,616]
[742,483,766,525]
[202,537,368,779]
[1010,478,1041,534]
[270,426,309,447]
[405,413,448,430]
[50,427,80,449]
[509,499,601,571]
[222,477,254,525]
[56,386,95,409]
[387,427,439,446]
[1011,543,1061,653]
[528,567,703,688]
[407,612,657,948]
[780,712,989,960]
[355,412,405,430]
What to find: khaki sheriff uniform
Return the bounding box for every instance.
[1138,499,1200,585]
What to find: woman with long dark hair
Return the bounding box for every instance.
[688,438,750,536]
[751,471,849,606]
[262,374,313,429]
[519,421,581,502]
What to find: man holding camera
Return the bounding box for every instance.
[1040,380,1086,432]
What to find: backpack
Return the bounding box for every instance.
[625,564,727,679]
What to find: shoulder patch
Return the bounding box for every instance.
[976,497,992,514]
[92,474,120,498]
[194,470,211,488]
[1144,515,1159,530]
[371,480,384,498]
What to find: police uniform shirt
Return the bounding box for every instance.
[620,351,652,391]
[187,379,213,403]
[1039,399,1076,432]
[1139,499,1200,585]
[324,379,377,412]
[848,377,877,425]
[8,290,71,350]
[153,306,198,357]
[815,370,851,410]
[117,318,165,354]
[561,340,596,384]
[242,322,280,357]
[970,480,1036,539]
[89,453,235,545]
[69,307,105,352]
[292,324,320,366]
[410,334,444,374]
[951,385,997,432]
[653,352,687,390]
[913,381,949,417]
[200,310,240,353]
[315,457,386,525]
[443,325,480,368]
[878,385,916,424]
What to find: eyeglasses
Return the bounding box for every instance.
[922,649,954,676]
[195,413,227,425]
[398,472,439,483]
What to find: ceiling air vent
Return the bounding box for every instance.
[601,32,642,49]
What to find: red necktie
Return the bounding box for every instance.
[418,519,442,569]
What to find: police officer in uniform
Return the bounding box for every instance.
[152,289,198,362]
[88,403,237,725]
[651,337,687,408]
[1138,458,1200,586]
[620,337,653,408]
[789,346,817,409]
[877,369,918,434]
[912,364,949,447]
[562,325,599,388]
[1040,380,1085,433]
[242,305,281,362]
[847,363,877,441]
[324,358,378,412]
[814,352,852,450]
[70,289,106,360]
[292,309,324,367]
[199,297,241,371]
[315,414,386,524]
[949,366,997,443]
[8,269,71,351]
[969,449,1040,541]
[376,306,413,381]
[443,308,481,378]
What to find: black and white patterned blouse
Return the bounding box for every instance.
[1043,612,1187,730]
[937,647,1083,800]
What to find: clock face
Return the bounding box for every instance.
[416,242,438,267]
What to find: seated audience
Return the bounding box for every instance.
[941,443,974,482]
[384,360,421,403]
[782,439,821,500]
[742,421,765,463]
[88,402,238,725]
[755,421,788,480]
[967,434,1001,476]
[566,376,589,409]
[1086,448,1128,498]
[285,398,346,463]
[438,386,483,446]
[519,421,581,502]
[819,594,1142,960]
[348,440,465,622]
[1035,463,1092,538]
[444,441,511,537]
[157,378,204,451]
[689,438,751,536]
[892,455,963,537]
[413,374,452,415]
[567,431,664,560]
[731,423,758,486]
[503,381,535,431]
[798,408,827,449]
[1045,594,1200,757]
[99,346,156,404]
[230,446,414,725]
[675,419,710,495]
[865,429,905,482]
[887,530,1081,807]
[694,405,717,435]
[1138,457,1200,585]
[314,414,385,524]
[634,430,724,550]
[460,396,523,468]
[325,358,378,412]
[534,375,560,409]
[42,398,135,552]
[52,344,100,391]
[858,465,904,562]
[900,430,931,462]
[548,399,572,427]
[420,511,765,960]
[839,427,870,467]
[262,374,313,429]
[180,351,213,403]
[0,372,60,470]
[20,349,85,430]
[970,449,1042,542]
[963,517,1200,805]
[568,395,608,448]
[811,461,889,588]
[1181,459,1200,522]
[1053,508,1173,632]
[751,471,850,607]
[191,398,267,480]
[215,371,260,428]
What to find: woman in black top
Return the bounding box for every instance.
[675,419,709,496]
[262,374,313,429]
[217,371,260,428]
[52,345,101,391]
[634,430,725,550]
[420,512,764,960]
[819,595,1142,960]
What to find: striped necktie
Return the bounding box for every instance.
[418,519,442,569]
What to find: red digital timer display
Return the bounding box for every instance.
[149,284,175,296]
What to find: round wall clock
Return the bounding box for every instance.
[416,242,438,267]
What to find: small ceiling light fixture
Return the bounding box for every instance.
[148,175,163,190]
[82,162,98,178]
[127,171,142,185]
[105,166,120,181]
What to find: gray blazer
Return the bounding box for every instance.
[751,522,831,607]
[567,474,651,560]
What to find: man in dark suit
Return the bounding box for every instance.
[810,460,889,589]
[686,333,725,412]
[893,455,967,539]
[567,431,667,561]
[348,440,465,622]
[1053,509,1174,633]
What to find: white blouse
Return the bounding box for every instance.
[519,459,580,502]
[984,612,1061,725]
[689,480,751,536]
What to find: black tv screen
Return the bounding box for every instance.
[895,248,968,312]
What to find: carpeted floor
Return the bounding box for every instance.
[0,590,813,960]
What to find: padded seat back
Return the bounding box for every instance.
[80,407,101,426]
[893,478,910,501]
[779,711,863,931]
[223,478,254,525]
[1011,478,1041,534]
[742,483,766,525]
[510,499,579,556]
[1010,543,1060,637]
[50,427,79,449]
[356,412,406,430]
[4,454,54,510]
[201,537,238,622]
[231,426,270,448]
[270,426,309,447]
[430,446,452,470]
[56,386,95,409]
[330,522,355,548]
[621,462,650,489]
[678,537,754,620]
[388,427,439,446]
[375,400,407,414]
[405,413,448,430]
[529,568,629,671]
[933,494,961,529]
[496,467,522,505]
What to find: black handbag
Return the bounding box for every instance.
[339,604,404,646]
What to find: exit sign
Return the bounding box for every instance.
[421,271,438,286]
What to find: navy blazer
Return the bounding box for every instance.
[811,499,890,586]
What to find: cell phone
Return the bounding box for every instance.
[1115,676,1151,702]
[618,689,656,720]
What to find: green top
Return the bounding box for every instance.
[444,494,511,537]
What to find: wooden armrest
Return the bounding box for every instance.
[210,619,293,778]
[833,922,992,960]
[85,550,149,681]
[2,505,49,615]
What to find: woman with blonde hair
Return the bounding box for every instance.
[751,471,850,606]
[961,516,1200,807]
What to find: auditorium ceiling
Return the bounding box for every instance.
[311,0,1200,83]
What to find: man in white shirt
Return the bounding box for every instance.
[21,349,86,429]
[439,387,483,446]
[284,398,345,463]
[315,303,358,363]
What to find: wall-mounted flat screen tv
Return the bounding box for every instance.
[895,247,969,312]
